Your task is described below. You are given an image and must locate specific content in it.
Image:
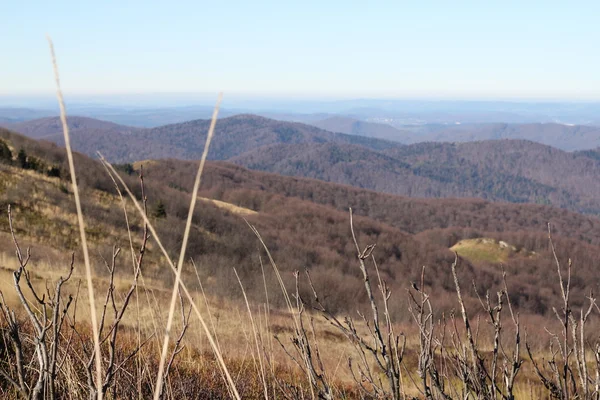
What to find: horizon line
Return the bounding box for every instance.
[3,92,600,104]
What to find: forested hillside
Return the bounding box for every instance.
[3,126,598,318]
[3,116,138,140]
[9,115,600,216]
[231,139,600,215]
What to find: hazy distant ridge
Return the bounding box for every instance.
[309,116,600,151]
[6,114,600,215]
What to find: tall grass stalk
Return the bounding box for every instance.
[245,221,318,399]
[234,268,269,400]
[191,259,233,397]
[98,154,241,399]
[153,93,223,400]
[100,163,149,400]
[47,36,103,400]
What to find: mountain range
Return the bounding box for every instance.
[309,116,600,151]
[2,114,400,160]
[5,99,600,126]
[5,114,600,215]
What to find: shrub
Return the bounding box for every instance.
[153,200,167,218]
[17,148,27,168]
[0,140,11,164]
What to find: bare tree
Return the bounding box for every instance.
[526,224,600,400]
[298,209,406,399]
[0,205,75,400]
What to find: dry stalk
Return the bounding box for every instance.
[153,93,223,400]
[525,224,600,400]
[46,36,103,400]
[234,268,269,400]
[98,156,241,399]
[1,205,75,400]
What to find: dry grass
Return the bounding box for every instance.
[200,197,258,216]
[0,248,379,389]
[48,37,103,400]
[451,237,536,264]
[0,233,592,400]
[0,164,149,259]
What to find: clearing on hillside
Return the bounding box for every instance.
[450,238,536,264]
[200,197,257,216]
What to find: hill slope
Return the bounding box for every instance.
[231,139,600,215]
[399,122,600,151]
[9,114,600,215]
[2,127,600,317]
[5,114,401,162]
[2,116,138,140]
[311,116,411,141]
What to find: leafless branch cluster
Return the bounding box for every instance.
[412,256,523,400]
[299,209,406,399]
[0,205,75,400]
[0,169,192,399]
[272,270,333,400]
[525,225,600,400]
[269,209,529,399]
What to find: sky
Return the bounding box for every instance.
[2,1,600,100]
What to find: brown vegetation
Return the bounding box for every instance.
[3,195,600,399]
[10,114,600,215]
[3,128,600,319]
[3,128,600,398]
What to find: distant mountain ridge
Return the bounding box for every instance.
[409,122,600,151]
[4,114,401,162]
[1,116,139,146]
[311,116,411,141]
[230,139,600,212]
[309,116,600,151]
[136,114,400,159]
[9,112,600,152]
[7,113,600,215]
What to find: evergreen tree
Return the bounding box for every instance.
[116,163,135,175]
[123,163,135,175]
[47,166,61,178]
[153,200,167,219]
[0,140,12,164]
[17,149,28,169]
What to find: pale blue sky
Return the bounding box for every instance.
[2,1,600,99]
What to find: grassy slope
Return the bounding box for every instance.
[450,237,536,264]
